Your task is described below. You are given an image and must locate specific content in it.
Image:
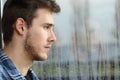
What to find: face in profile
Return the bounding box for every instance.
[24,8,56,61]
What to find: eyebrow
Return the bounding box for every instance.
[44,23,55,27]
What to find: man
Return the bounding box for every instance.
[0,0,61,80]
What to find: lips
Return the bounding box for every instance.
[44,45,51,50]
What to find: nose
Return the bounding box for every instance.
[48,31,56,42]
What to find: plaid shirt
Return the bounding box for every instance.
[0,49,39,80]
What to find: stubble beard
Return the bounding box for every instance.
[24,33,41,61]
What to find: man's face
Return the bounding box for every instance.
[24,8,56,61]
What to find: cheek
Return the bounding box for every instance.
[30,29,48,44]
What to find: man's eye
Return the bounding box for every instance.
[44,26,51,30]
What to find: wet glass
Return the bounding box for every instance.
[1,0,120,80]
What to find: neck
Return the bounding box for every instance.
[4,43,33,76]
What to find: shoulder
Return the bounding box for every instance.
[0,62,5,73]
[0,49,9,77]
[0,62,10,80]
[0,49,12,79]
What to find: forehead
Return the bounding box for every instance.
[33,8,54,24]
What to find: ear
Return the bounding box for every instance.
[15,18,27,35]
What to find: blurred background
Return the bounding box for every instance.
[1,0,120,80]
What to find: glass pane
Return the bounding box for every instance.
[33,0,120,80]
[1,0,120,80]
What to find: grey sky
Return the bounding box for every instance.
[55,0,116,45]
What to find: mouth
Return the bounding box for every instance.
[44,46,51,50]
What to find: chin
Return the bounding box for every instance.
[39,56,48,61]
[39,58,48,61]
[34,55,48,61]
[34,58,48,61]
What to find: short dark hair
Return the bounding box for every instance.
[2,0,61,45]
